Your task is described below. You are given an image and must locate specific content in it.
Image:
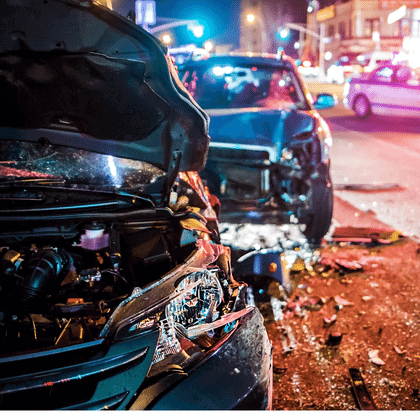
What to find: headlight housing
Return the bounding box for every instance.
[108,242,251,377]
[155,269,250,363]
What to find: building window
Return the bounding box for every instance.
[339,21,346,39]
[365,18,380,36]
[400,19,410,36]
[328,24,335,37]
[401,18,420,37]
[413,20,420,37]
[348,19,352,38]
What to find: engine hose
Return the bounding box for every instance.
[16,249,71,312]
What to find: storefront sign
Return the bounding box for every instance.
[380,0,420,9]
[316,5,335,21]
[388,5,406,23]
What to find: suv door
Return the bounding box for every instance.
[391,65,420,117]
[367,65,395,115]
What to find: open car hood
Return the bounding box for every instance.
[0,0,210,173]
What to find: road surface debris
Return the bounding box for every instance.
[349,368,378,410]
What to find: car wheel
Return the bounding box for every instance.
[353,95,371,119]
[302,177,333,246]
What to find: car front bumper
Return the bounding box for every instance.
[129,306,273,410]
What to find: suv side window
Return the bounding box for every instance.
[395,66,420,87]
[371,66,394,83]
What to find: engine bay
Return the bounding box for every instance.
[0,176,247,364]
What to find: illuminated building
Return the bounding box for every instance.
[305,0,420,65]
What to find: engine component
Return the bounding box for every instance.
[13,248,72,312]
[0,211,247,367]
[1,250,23,276]
[79,222,109,250]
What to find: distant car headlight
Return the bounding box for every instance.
[343,82,350,98]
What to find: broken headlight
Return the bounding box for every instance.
[114,268,251,370]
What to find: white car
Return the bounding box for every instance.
[344,63,420,118]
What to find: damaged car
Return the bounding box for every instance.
[0,0,272,410]
[178,54,335,245]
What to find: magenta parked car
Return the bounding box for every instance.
[344,63,420,119]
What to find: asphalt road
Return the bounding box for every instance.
[306,81,420,241]
[259,81,420,412]
[218,80,420,411]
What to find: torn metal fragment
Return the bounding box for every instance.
[335,259,363,271]
[278,319,296,353]
[393,345,406,355]
[349,368,377,410]
[332,227,403,244]
[334,183,400,191]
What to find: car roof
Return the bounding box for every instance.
[180,52,296,69]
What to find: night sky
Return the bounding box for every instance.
[113,0,307,49]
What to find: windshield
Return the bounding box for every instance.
[0,140,165,192]
[180,63,308,110]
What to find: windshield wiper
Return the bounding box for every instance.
[0,177,66,187]
[0,179,155,208]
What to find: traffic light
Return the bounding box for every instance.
[277,27,290,40]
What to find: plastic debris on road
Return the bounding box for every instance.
[368,349,385,366]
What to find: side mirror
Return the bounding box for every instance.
[313,93,336,110]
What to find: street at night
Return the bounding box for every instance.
[215,79,420,410]
[228,81,420,410]
[311,81,420,241]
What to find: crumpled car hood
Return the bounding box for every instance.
[0,0,210,173]
[206,108,315,151]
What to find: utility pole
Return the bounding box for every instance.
[148,19,202,35]
[286,22,327,76]
[319,23,325,77]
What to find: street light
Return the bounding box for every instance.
[150,19,203,35]
[189,23,204,38]
[148,18,205,47]
[279,28,289,39]
[244,12,267,53]
[246,13,256,24]
[162,34,172,45]
[204,41,214,52]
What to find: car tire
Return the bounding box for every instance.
[302,177,333,246]
[353,95,371,119]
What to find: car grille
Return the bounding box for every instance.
[208,146,271,163]
[0,375,100,410]
[0,335,153,410]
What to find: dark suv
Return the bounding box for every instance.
[0,0,272,410]
[178,53,335,245]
